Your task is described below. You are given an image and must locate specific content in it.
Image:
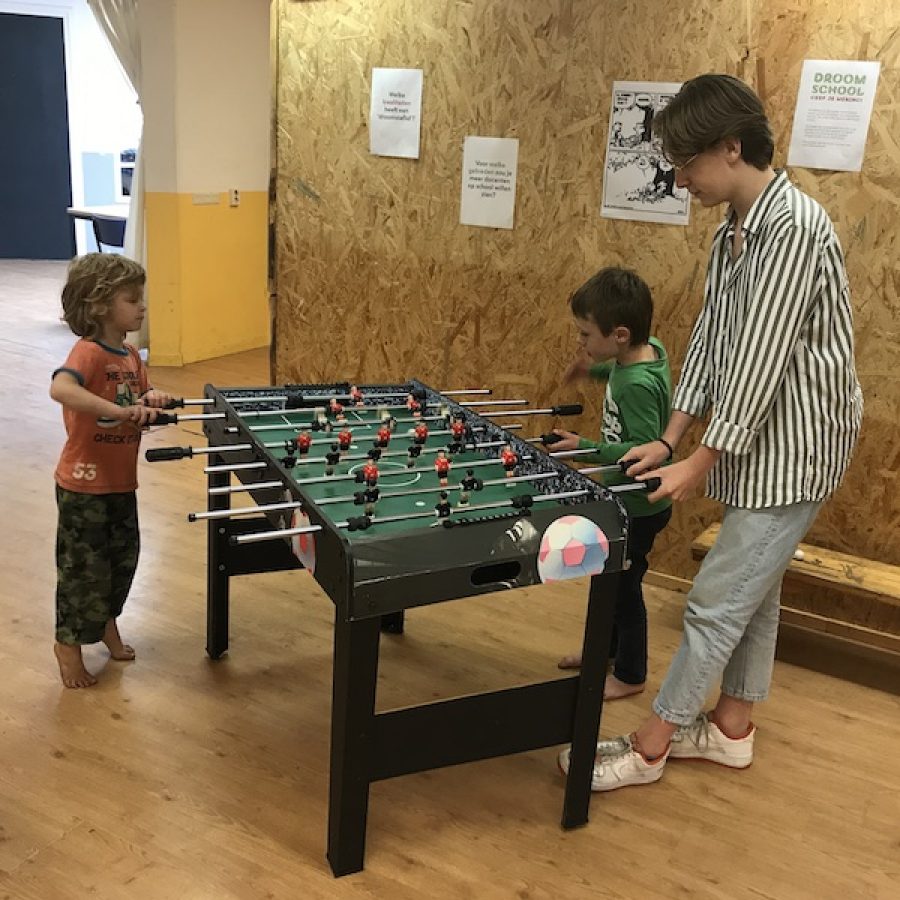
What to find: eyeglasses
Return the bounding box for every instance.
[663,151,701,171]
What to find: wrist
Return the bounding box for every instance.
[656,437,673,459]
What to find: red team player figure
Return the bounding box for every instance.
[414,421,429,445]
[337,428,353,452]
[434,450,451,487]
[406,393,422,417]
[329,398,345,422]
[449,417,467,454]
[361,460,379,484]
[500,444,519,478]
[296,431,312,457]
[350,385,364,407]
[376,424,392,448]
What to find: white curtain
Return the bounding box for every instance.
[87,0,147,347]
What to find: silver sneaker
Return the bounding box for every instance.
[669,713,755,768]
[558,734,669,792]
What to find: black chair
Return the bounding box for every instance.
[92,214,126,252]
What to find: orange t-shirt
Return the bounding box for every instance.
[53,339,150,494]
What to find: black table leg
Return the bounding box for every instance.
[206,462,230,659]
[561,570,619,828]
[380,611,404,634]
[327,614,381,876]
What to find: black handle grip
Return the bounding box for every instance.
[643,477,662,492]
[145,446,191,462]
[150,412,178,425]
[541,432,564,446]
[619,458,639,474]
[551,404,583,416]
[163,397,185,409]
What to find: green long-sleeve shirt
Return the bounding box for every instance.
[578,336,672,518]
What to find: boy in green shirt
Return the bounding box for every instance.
[552,267,673,699]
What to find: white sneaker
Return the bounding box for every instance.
[558,734,669,792]
[669,713,755,768]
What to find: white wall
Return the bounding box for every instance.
[0,0,141,251]
[140,0,270,194]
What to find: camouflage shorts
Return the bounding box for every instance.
[55,486,140,645]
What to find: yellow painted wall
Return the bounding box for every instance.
[145,191,269,366]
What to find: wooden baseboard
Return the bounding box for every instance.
[645,569,900,658]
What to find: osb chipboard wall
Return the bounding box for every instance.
[273,0,899,629]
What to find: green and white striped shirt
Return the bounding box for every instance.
[673,171,863,509]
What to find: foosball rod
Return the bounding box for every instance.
[226,477,662,546]
[289,453,535,486]
[478,404,583,419]
[145,424,524,463]
[165,388,494,408]
[229,489,589,545]
[191,469,562,520]
[200,452,535,480]
[312,471,558,506]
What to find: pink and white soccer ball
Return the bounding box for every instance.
[290,509,316,574]
[537,515,609,582]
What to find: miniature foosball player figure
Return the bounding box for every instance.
[324,444,341,476]
[406,394,422,418]
[296,431,312,456]
[434,491,452,518]
[449,417,467,454]
[329,397,345,421]
[363,479,380,517]
[281,439,298,469]
[500,444,519,478]
[434,450,451,487]
[406,444,422,469]
[361,460,380,484]
[376,424,392,448]
[337,428,353,452]
[349,384,364,406]
[458,468,480,505]
[413,421,429,445]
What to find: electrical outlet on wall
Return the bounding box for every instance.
[229,189,240,207]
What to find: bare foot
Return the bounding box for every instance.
[604,674,645,700]
[102,619,135,661]
[54,642,98,689]
[557,653,582,670]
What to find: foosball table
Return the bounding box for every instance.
[147,380,657,876]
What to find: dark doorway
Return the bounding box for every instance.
[0,13,74,259]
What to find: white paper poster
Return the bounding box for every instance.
[787,60,881,172]
[600,80,690,226]
[460,136,519,230]
[369,68,423,159]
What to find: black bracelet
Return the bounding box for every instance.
[657,438,674,459]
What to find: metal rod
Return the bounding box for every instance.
[188,500,302,522]
[208,480,283,496]
[575,464,624,476]
[203,461,267,474]
[549,448,600,458]
[313,471,557,506]
[232,524,323,545]
[457,399,529,407]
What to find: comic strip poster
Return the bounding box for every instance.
[600,81,690,226]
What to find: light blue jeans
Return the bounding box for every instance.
[653,501,822,726]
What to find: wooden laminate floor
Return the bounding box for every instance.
[0,260,898,900]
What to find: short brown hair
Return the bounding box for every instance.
[61,253,146,339]
[570,267,654,346]
[653,74,774,170]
